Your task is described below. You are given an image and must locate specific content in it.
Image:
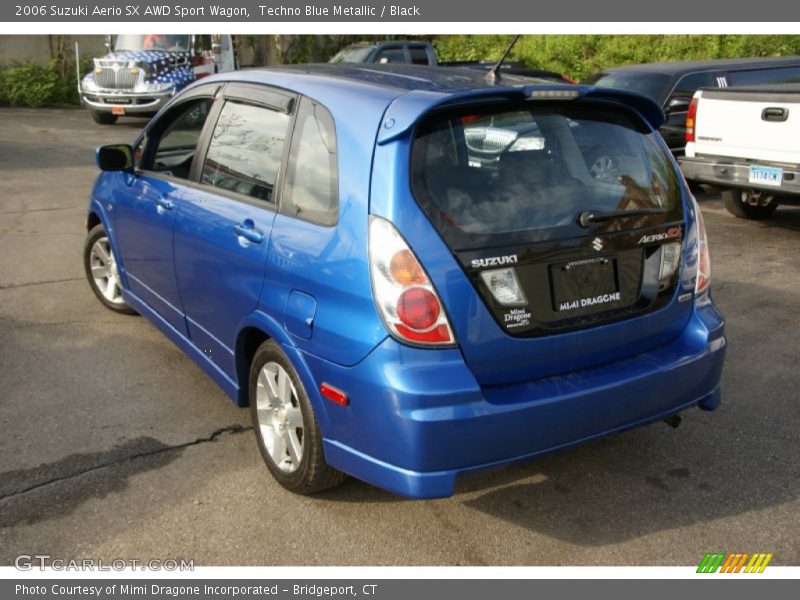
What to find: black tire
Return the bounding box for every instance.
[83,224,136,314]
[722,189,779,220]
[249,340,346,494]
[90,110,118,125]
[687,180,705,195]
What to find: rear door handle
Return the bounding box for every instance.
[234,220,264,244]
[762,107,788,122]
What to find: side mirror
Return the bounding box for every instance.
[666,96,691,114]
[96,144,134,171]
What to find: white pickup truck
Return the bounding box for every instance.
[680,84,800,219]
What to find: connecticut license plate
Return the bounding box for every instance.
[748,165,783,187]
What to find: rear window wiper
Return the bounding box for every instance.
[577,207,668,228]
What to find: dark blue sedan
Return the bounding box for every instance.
[83,64,725,498]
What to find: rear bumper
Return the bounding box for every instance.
[680,155,800,196]
[305,302,726,499]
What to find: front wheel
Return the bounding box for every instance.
[722,189,779,220]
[90,110,118,125]
[249,340,346,494]
[83,224,136,314]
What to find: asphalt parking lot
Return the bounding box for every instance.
[0,107,798,567]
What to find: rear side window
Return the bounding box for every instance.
[200,100,290,203]
[411,103,682,249]
[582,72,671,103]
[672,72,715,99]
[409,46,431,65]
[375,47,406,64]
[727,66,800,86]
[281,98,338,226]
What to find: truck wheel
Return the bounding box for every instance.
[90,111,118,125]
[722,189,779,220]
[249,340,347,494]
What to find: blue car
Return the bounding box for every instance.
[83,64,726,499]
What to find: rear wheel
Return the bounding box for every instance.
[249,340,346,494]
[722,189,779,220]
[90,110,118,125]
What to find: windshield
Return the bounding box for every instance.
[582,72,672,103]
[411,102,682,249]
[329,45,374,63]
[114,34,191,53]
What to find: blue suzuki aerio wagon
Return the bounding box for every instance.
[83,64,726,498]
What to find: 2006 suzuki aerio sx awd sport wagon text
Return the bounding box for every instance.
[83,64,726,498]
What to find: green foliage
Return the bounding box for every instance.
[0,56,92,107]
[433,35,800,81]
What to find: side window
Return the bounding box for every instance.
[200,100,290,203]
[409,46,431,65]
[375,47,406,64]
[146,98,213,179]
[281,98,338,226]
[134,135,147,170]
[727,67,800,86]
[193,35,212,54]
[672,72,714,99]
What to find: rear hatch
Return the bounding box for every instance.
[410,100,692,385]
[694,87,800,164]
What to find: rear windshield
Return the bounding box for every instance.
[410,102,683,249]
[582,72,671,103]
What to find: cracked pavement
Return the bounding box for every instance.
[0,108,798,566]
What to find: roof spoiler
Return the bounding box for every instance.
[376,85,665,145]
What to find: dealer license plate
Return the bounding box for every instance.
[748,165,783,187]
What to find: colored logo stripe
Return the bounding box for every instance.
[697,553,726,573]
[697,552,772,573]
[745,553,773,573]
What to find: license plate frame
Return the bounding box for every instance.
[748,165,783,187]
[550,256,619,312]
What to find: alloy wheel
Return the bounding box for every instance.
[255,361,305,473]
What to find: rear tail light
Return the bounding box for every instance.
[369,217,455,346]
[692,196,711,295]
[685,97,699,143]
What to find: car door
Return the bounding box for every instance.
[111,90,218,335]
[173,84,295,378]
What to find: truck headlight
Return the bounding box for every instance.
[81,76,98,92]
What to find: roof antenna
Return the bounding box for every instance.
[485,34,521,85]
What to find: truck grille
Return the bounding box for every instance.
[464,128,519,154]
[94,65,139,90]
